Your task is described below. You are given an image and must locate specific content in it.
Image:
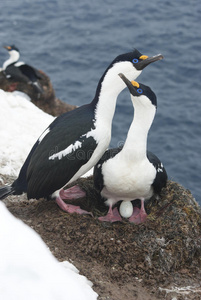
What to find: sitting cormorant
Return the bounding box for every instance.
[2,45,43,94]
[93,74,167,223]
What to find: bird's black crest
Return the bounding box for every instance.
[113,49,143,64]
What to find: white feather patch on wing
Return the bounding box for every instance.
[49,141,82,160]
[14,61,25,67]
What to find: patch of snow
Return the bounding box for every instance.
[0,89,54,177]
[0,202,98,300]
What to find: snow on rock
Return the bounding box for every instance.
[0,89,54,176]
[0,202,98,300]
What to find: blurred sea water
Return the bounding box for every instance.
[0,0,200,204]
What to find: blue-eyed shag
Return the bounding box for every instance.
[2,45,43,94]
[93,74,167,223]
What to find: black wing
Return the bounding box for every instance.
[5,64,28,82]
[27,104,97,199]
[11,113,68,194]
[18,64,41,82]
[147,151,168,194]
[12,107,83,194]
[93,146,122,192]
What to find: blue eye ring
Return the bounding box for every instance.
[132,58,139,63]
[137,88,143,94]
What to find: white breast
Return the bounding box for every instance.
[101,155,156,201]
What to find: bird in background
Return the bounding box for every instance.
[93,74,167,223]
[2,45,44,95]
[0,49,164,217]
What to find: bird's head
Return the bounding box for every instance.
[102,49,163,93]
[119,73,157,108]
[3,45,20,53]
[3,45,20,55]
[3,45,20,63]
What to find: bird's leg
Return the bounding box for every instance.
[59,185,86,200]
[98,206,122,223]
[129,198,147,224]
[55,191,92,216]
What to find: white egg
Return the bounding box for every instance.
[119,201,133,218]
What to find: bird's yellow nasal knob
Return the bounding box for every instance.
[131,81,140,88]
[139,55,149,60]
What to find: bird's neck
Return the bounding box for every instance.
[3,51,20,69]
[92,62,138,129]
[121,99,156,161]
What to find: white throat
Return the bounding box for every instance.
[3,50,20,70]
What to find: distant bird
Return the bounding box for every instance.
[0,50,163,216]
[93,74,167,223]
[2,45,43,94]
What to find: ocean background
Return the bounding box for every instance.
[0,0,200,205]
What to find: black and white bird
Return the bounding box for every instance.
[0,50,163,215]
[2,45,43,94]
[93,74,167,223]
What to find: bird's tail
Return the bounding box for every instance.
[0,186,15,200]
[31,81,44,94]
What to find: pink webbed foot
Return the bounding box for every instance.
[129,199,147,224]
[60,185,86,200]
[98,206,122,223]
[56,196,92,216]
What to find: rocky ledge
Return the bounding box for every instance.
[0,70,76,116]
[1,173,201,300]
